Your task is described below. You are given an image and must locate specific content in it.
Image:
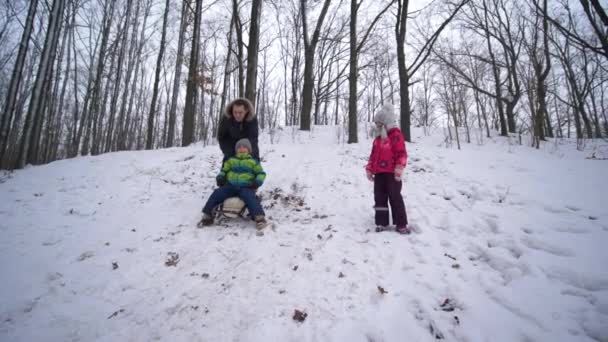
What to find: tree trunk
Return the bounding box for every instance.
[166,0,189,148]
[245,0,263,104]
[92,43,117,155]
[219,17,235,134]
[106,0,133,152]
[116,0,143,150]
[81,0,116,156]
[146,0,170,150]
[482,1,507,137]
[16,0,65,169]
[182,0,202,146]
[67,6,80,157]
[0,0,37,168]
[300,0,332,131]
[301,50,315,130]
[232,0,245,97]
[119,0,150,151]
[347,0,358,142]
[348,0,394,142]
[43,4,71,163]
[395,0,411,141]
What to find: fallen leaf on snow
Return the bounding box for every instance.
[293,309,307,322]
[165,252,179,267]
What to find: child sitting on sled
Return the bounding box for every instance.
[198,138,268,230]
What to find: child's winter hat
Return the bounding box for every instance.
[235,138,252,152]
[374,103,396,125]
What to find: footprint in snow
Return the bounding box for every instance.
[520,236,574,257]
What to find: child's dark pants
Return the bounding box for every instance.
[203,184,264,216]
[373,173,408,227]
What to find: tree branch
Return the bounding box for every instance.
[408,0,469,77]
[356,0,395,54]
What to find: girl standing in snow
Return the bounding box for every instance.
[366,103,410,234]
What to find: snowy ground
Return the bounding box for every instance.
[1,126,607,342]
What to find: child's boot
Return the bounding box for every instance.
[254,215,268,230]
[396,225,411,234]
[375,225,388,232]
[197,213,214,228]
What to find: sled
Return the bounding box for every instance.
[213,196,268,236]
[215,196,248,220]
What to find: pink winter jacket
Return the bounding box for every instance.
[366,128,408,178]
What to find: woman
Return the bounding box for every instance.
[217,98,260,161]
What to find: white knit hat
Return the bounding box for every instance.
[372,103,398,138]
[374,103,396,125]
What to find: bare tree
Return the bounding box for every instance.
[434,0,523,137]
[524,0,552,148]
[540,0,608,62]
[115,0,145,151]
[313,12,349,125]
[16,0,65,169]
[183,0,203,146]
[105,0,133,153]
[120,0,153,152]
[42,0,73,163]
[146,0,170,150]
[219,15,235,133]
[347,0,394,143]
[300,0,332,131]
[81,0,116,156]
[0,0,37,168]
[395,0,468,142]
[245,0,262,104]
[166,0,190,148]
[232,0,245,97]
[552,32,597,140]
[412,62,438,135]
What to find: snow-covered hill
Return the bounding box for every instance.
[1,126,607,341]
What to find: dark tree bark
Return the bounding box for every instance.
[67,3,80,158]
[16,0,65,169]
[529,0,552,147]
[43,2,72,163]
[91,35,119,156]
[348,0,394,143]
[0,0,37,168]
[232,0,245,97]
[396,0,468,142]
[300,0,332,131]
[552,20,596,140]
[245,0,263,104]
[166,0,189,148]
[543,0,608,61]
[182,0,203,146]
[105,0,133,152]
[146,0,170,150]
[116,0,144,151]
[81,0,116,156]
[119,0,152,151]
[219,17,235,134]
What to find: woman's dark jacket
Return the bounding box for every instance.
[217,98,260,161]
